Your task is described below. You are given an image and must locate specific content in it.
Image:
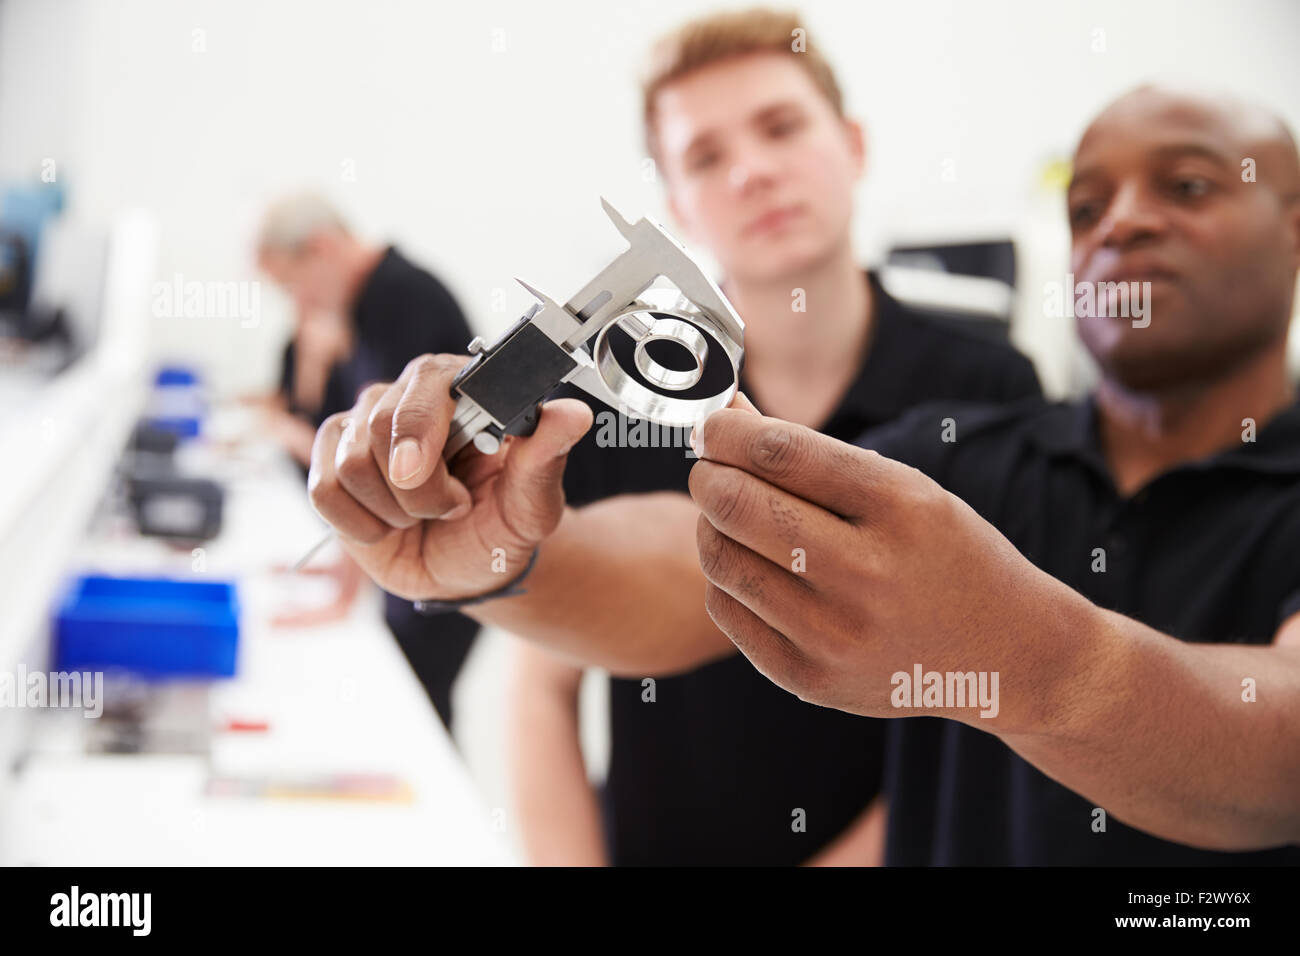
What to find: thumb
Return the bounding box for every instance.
[496,398,593,542]
[689,390,758,459]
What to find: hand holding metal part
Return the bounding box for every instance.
[443,198,745,459]
[296,199,744,575]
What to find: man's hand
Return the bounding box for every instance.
[307,353,593,602]
[687,405,1099,733]
[690,405,1300,850]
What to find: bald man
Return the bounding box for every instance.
[687,85,1300,863]
[305,87,1300,864]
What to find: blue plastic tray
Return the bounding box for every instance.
[142,415,202,438]
[154,366,199,387]
[147,366,205,438]
[54,574,239,679]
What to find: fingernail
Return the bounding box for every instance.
[690,422,706,460]
[390,439,422,484]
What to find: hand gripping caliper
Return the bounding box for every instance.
[441,198,745,459]
[292,199,744,571]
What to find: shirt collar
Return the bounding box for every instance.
[1028,392,1300,476]
[1026,396,1097,455]
[1213,397,1300,474]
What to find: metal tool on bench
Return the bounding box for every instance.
[294,198,745,570]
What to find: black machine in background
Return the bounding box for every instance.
[118,419,225,543]
[886,238,1018,344]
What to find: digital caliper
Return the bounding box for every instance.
[441,198,745,459]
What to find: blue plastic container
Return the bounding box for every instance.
[153,367,199,387]
[54,575,239,679]
[146,366,205,438]
[143,415,202,439]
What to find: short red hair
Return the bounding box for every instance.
[641,8,845,160]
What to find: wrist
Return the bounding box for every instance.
[413,548,540,613]
[996,578,1125,739]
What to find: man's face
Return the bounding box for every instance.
[259,234,350,315]
[653,52,864,285]
[1067,90,1300,391]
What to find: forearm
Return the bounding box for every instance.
[469,492,734,676]
[266,408,317,466]
[507,647,607,866]
[1002,605,1300,851]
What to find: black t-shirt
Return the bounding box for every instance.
[559,270,1043,865]
[858,395,1300,865]
[279,245,474,426]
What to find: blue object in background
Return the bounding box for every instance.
[54,574,239,679]
[144,416,202,439]
[1,180,67,274]
[145,364,206,439]
[154,366,199,387]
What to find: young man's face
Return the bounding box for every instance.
[1067,89,1300,390]
[652,52,864,285]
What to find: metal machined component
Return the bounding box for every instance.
[442,198,745,460]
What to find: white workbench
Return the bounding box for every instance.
[1,410,515,866]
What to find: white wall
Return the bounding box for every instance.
[3,0,1298,395]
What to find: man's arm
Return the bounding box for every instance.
[305,355,731,676]
[998,610,1300,851]
[686,404,1300,852]
[470,494,731,676]
[264,403,318,466]
[506,640,607,866]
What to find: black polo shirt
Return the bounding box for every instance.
[858,395,1300,865]
[559,270,1042,866]
[279,246,474,426]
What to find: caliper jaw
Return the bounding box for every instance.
[443,198,745,460]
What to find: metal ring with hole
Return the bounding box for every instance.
[588,294,741,428]
[632,318,709,391]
